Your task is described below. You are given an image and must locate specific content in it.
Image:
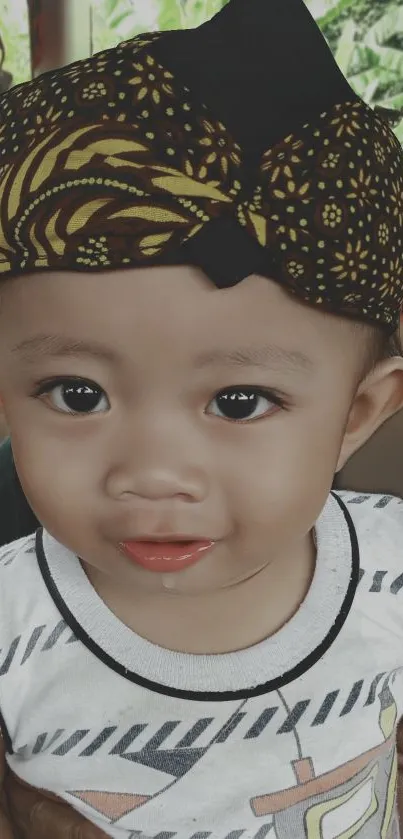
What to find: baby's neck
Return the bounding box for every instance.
[83,533,316,654]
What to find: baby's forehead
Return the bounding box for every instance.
[0,265,364,378]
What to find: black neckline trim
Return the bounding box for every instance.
[35,492,359,703]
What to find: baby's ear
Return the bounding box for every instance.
[336,356,403,472]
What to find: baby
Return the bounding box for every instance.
[0,0,403,837]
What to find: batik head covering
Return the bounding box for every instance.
[0,0,402,331]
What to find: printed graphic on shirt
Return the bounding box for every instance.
[14,674,396,838]
[249,680,398,838]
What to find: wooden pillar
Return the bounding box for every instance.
[28,0,92,78]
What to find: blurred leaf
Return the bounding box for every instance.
[382,92,403,108]
[312,0,356,28]
[181,0,209,28]
[103,0,119,17]
[365,5,403,48]
[335,18,357,73]
[352,44,380,70]
[348,69,378,98]
[108,10,131,28]
[375,44,403,74]
[0,1,28,86]
[205,0,229,16]
[157,0,182,30]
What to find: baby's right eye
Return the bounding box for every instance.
[34,378,110,415]
[207,386,284,422]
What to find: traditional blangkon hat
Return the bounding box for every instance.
[0,0,402,330]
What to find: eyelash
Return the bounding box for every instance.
[32,376,288,421]
[33,377,98,397]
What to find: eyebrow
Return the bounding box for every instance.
[11,334,118,364]
[194,345,314,372]
[11,334,314,373]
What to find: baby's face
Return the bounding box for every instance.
[0,265,363,597]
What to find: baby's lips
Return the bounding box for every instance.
[119,538,216,573]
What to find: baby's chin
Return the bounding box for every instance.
[155,554,271,598]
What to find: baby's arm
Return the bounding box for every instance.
[2,758,111,838]
[0,734,15,838]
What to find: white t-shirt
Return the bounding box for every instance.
[0,490,403,839]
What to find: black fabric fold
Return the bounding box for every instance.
[153,0,356,157]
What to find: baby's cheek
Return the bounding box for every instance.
[13,440,93,532]
[229,434,334,541]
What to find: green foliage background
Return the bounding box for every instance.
[1,0,403,141]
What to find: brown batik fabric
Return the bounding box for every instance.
[0,30,402,330]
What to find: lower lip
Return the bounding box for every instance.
[119,540,215,573]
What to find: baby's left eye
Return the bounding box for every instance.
[35,378,109,415]
[207,387,281,422]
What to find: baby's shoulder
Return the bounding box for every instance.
[335,489,403,525]
[0,530,68,693]
[0,533,39,628]
[0,532,37,574]
[335,489,403,569]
